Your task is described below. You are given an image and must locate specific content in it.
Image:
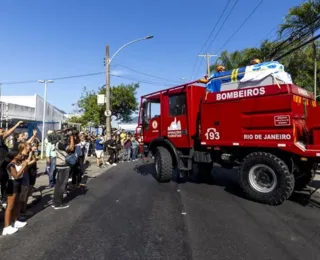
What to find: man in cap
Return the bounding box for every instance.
[250,58,261,65]
[205,64,227,94]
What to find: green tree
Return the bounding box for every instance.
[76,83,140,126]
[210,40,278,73]
[66,116,85,125]
[279,0,320,94]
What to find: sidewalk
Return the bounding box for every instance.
[28,157,112,204]
[0,157,112,222]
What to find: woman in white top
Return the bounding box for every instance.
[2,143,29,236]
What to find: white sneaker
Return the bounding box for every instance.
[14,220,27,229]
[53,204,70,210]
[2,226,18,235]
[112,163,117,166]
[2,202,7,209]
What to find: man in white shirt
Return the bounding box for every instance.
[46,130,56,188]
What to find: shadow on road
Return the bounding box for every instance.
[134,162,246,198]
[134,162,320,207]
[289,179,320,209]
[0,173,91,228]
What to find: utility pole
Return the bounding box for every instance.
[105,45,111,139]
[103,36,153,139]
[5,103,8,131]
[198,54,217,76]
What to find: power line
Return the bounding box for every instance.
[198,54,217,76]
[116,64,179,83]
[199,0,232,54]
[52,72,105,81]
[254,3,320,55]
[253,26,278,48]
[1,72,105,85]
[218,0,264,52]
[265,15,320,59]
[1,68,177,87]
[204,0,240,54]
[190,0,232,80]
[111,74,173,87]
[193,0,239,79]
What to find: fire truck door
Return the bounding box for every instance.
[141,100,161,143]
[164,93,189,148]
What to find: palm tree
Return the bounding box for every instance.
[279,0,320,97]
[210,50,246,72]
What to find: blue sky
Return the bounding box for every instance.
[0,0,303,113]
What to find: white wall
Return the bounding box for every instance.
[1,94,65,123]
[35,95,64,122]
[6,103,35,120]
[0,95,36,108]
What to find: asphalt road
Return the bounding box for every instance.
[0,161,320,260]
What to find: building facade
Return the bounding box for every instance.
[0,94,66,139]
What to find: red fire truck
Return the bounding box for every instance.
[136,78,320,205]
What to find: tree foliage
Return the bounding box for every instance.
[66,116,85,125]
[75,83,139,126]
[210,1,320,93]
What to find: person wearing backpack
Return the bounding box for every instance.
[51,129,75,210]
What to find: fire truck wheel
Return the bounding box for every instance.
[154,146,172,182]
[239,152,295,205]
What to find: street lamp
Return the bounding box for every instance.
[105,35,154,139]
[38,79,54,159]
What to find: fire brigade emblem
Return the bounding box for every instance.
[152,121,158,129]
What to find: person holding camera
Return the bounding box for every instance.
[52,129,75,210]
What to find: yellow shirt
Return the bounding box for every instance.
[120,133,126,142]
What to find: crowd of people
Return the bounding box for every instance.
[70,129,147,168]
[0,123,147,236]
[0,121,40,236]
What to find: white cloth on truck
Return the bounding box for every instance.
[240,61,293,84]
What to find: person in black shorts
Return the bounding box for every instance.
[0,121,24,208]
[3,143,29,236]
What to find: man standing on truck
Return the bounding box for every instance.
[250,58,261,65]
[205,65,226,94]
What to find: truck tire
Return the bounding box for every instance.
[239,152,294,205]
[154,146,172,182]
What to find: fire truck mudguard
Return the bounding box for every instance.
[239,152,295,205]
[149,137,179,168]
